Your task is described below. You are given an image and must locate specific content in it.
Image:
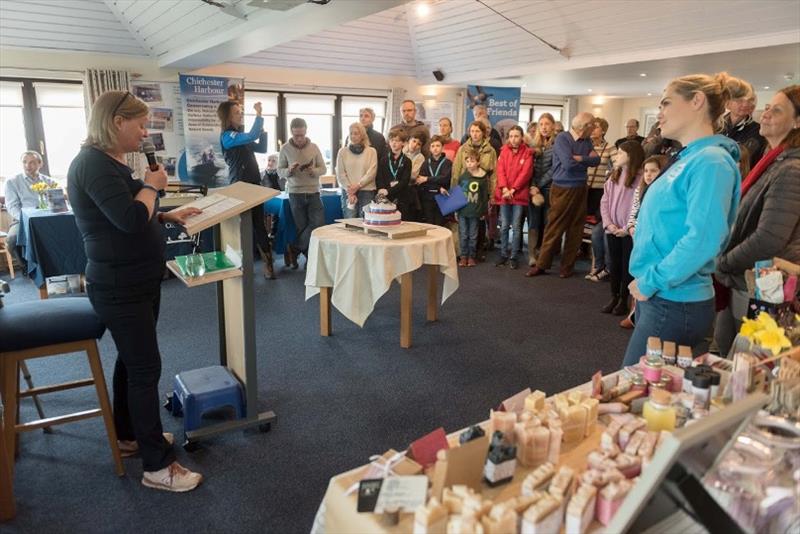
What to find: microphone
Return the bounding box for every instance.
[140,139,165,197]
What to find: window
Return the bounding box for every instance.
[0,81,27,194]
[0,78,86,195]
[34,82,86,181]
[518,104,533,133]
[341,96,387,146]
[285,94,335,174]
[243,91,279,173]
[533,106,562,123]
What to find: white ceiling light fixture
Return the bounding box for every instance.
[764,86,771,90]
[647,93,653,96]
[639,73,647,77]
[416,1,431,17]
[587,88,593,92]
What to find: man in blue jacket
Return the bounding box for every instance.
[527,112,600,278]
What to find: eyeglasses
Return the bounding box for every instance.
[110,91,131,117]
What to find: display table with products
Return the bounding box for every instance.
[304,223,459,348]
[311,340,800,534]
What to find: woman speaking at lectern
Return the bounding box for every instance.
[68,90,203,492]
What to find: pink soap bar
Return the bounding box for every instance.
[596,494,624,526]
[784,275,797,303]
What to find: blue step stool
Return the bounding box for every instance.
[171,366,245,434]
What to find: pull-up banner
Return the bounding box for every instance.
[180,74,244,187]
[464,85,521,139]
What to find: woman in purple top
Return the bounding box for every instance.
[600,140,644,316]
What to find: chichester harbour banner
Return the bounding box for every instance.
[464,85,521,140]
[179,74,244,187]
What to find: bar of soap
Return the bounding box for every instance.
[566,484,598,534]
[522,462,555,495]
[521,495,562,534]
[490,410,517,441]
[563,404,588,443]
[481,503,518,534]
[446,514,484,534]
[546,426,562,464]
[517,424,550,467]
[524,390,546,413]
[548,465,575,500]
[619,418,646,449]
[582,398,599,437]
[414,497,449,534]
[624,429,648,456]
[637,431,659,459]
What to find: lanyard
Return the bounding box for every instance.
[389,154,404,178]
[428,157,445,178]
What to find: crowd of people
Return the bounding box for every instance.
[3,74,799,494]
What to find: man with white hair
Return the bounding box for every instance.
[526,112,600,278]
[5,150,56,269]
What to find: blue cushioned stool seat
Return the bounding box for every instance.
[0,298,105,352]
[171,365,245,434]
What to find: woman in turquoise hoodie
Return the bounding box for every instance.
[622,73,742,366]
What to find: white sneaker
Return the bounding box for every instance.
[119,433,175,458]
[142,461,203,493]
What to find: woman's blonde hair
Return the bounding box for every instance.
[83,90,149,150]
[667,72,741,131]
[532,113,556,149]
[348,122,371,148]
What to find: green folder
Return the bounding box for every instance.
[174,251,238,277]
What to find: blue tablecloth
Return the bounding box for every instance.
[264,191,343,254]
[18,208,86,287]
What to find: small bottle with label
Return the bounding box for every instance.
[677,345,693,368]
[709,371,721,398]
[643,389,676,432]
[692,373,712,410]
[642,358,663,384]
[646,337,662,362]
[662,341,677,366]
[682,366,696,394]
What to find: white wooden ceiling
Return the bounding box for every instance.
[1,0,798,95]
[0,0,147,55]
[235,4,415,76]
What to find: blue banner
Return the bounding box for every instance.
[179,74,244,187]
[464,85,521,139]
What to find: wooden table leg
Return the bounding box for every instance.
[427,265,438,322]
[0,406,15,522]
[400,272,412,348]
[38,286,48,300]
[320,287,332,337]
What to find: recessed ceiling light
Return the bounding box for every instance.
[639,73,647,77]
[647,93,652,96]
[416,2,430,16]
[763,86,770,90]
[587,88,593,92]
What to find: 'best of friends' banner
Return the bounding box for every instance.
[179,74,244,187]
[464,85,521,140]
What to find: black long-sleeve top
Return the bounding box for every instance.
[67,146,164,287]
[420,154,452,196]
[375,152,412,210]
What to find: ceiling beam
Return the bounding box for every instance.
[430,29,800,86]
[157,0,405,70]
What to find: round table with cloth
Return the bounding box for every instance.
[304,223,459,348]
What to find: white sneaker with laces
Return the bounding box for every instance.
[142,461,203,493]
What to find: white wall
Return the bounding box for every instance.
[576,95,661,141]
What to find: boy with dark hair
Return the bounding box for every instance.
[416,135,452,226]
[376,129,414,220]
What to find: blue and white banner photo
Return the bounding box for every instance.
[464,85,521,139]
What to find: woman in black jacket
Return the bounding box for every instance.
[68,90,203,491]
[217,100,275,278]
[715,85,800,354]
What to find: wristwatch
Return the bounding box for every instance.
[141,183,159,194]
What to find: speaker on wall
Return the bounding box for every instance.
[433,70,445,82]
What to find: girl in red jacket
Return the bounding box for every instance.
[495,125,534,269]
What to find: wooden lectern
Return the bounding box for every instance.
[165,181,279,447]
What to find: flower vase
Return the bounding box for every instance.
[38,193,48,209]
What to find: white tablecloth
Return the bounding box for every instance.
[304,223,459,327]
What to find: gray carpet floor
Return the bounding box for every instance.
[1,253,631,533]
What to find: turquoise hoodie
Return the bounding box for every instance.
[630,134,740,302]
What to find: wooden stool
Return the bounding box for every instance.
[0,298,123,478]
[0,232,13,279]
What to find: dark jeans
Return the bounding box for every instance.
[591,223,610,272]
[622,296,715,367]
[606,234,633,298]
[420,194,444,226]
[251,205,270,253]
[527,186,550,235]
[458,215,480,258]
[499,204,525,259]
[288,192,325,254]
[341,189,374,219]
[87,280,175,472]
